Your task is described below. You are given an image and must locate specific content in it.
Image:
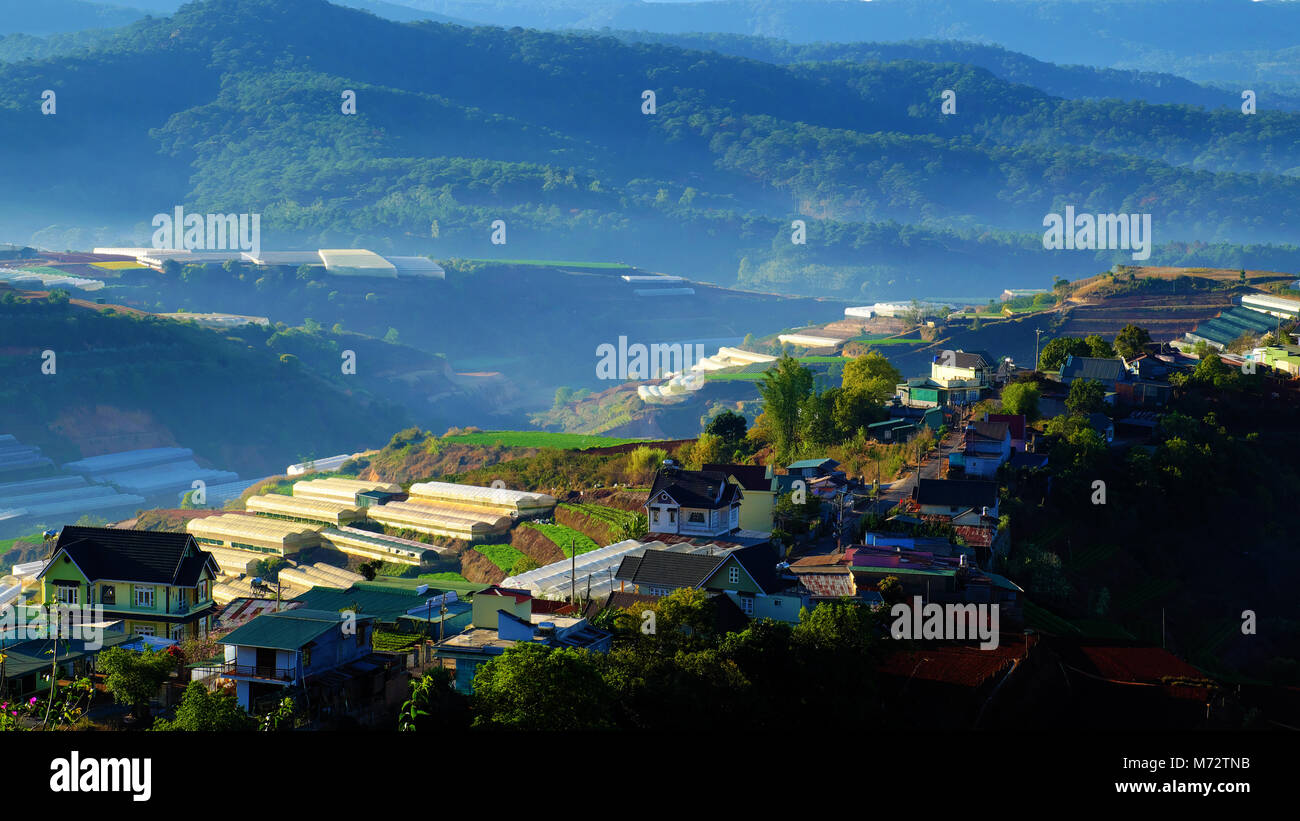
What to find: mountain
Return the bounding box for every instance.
[0,0,149,36]
[3,0,1300,303]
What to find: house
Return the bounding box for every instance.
[985,413,1026,452]
[614,542,801,621]
[914,479,999,519]
[37,526,220,642]
[703,463,777,532]
[0,630,135,700]
[216,608,384,712]
[1058,355,1126,393]
[644,462,742,537]
[846,545,1022,623]
[784,458,840,480]
[433,589,611,692]
[1087,413,1115,444]
[950,421,1012,478]
[895,351,994,407]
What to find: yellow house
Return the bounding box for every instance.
[703,464,776,533]
[38,526,220,641]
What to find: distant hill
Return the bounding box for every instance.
[0,287,421,475]
[4,0,1300,301]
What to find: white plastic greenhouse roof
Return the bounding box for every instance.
[408,481,556,509]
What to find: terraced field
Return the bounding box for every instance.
[1055,293,1234,339]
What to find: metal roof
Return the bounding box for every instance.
[219,608,374,651]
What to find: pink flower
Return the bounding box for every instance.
[28,697,36,705]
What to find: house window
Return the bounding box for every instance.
[688,512,705,523]
[135,625,155,637]
[302,647,312,669]
[54,582,79,605]
[135,587,155,608]
[739,596,754,615]
[171,624,186,642]
[101,585,115,605]
[652,509,660,523]
[774,599,782,607]
[727,566,740,585]
[668,510,676,523]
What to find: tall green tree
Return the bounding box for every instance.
[842,351,902,404]
[471,644,616,730]
[759,355,814,461]
[1114,324,1152,360]
[97,647,174,725]
[1000,381,1042,422]
[1065,378,1106,415]
[704,409,748,447]
[1039,336,1090,371]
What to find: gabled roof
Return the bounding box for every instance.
[985,413,1026,440]
[915,479,999,510]
[935,350,992,370]
[616,550,724,589]
[220,608,374,651]
[44,525,217,587]
[1060,355,1126,382]
[700,543,787,594]
[703,463,773,492]
[967,421,1010,443]
[647,467,740,509]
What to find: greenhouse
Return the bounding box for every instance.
[501,539,741,600]
[319,526,439,566]
[188,513,322,557]
[292,477,402,504]
[366,499,511,541]
[406,481,556,517]
[62,447,195,476]
[89,461,241,495]
[246,493,362,526]
[278,562,364,591]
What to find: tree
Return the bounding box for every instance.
[758,355,814,461]
[512,555,541,574]
[97,647,174,725]
[614,511,649,542]
[1000,381,1041,422]
[398,667,471,732]
[1114,324,1152,360]
[1039,337,1089,371]
[1085,334,1115,359]
[153,681,255,731]
[877,575,904,605]
[254,556,287,582]
[684,432,728,469]
[471,643,616,730]
[1065,378,1106,415]
[358,560,382,581]
[704,409,748,447]
[841,351,902,405]
[260,697,302,732]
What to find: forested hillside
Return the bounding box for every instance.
[3,0,1300,299]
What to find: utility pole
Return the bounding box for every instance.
[570,537,576,605]
[1034,328,1045,372]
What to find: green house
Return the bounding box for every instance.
[37,526,220,642]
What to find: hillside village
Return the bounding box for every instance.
[3,274,1298,732]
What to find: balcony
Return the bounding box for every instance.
[214,659,298,682]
